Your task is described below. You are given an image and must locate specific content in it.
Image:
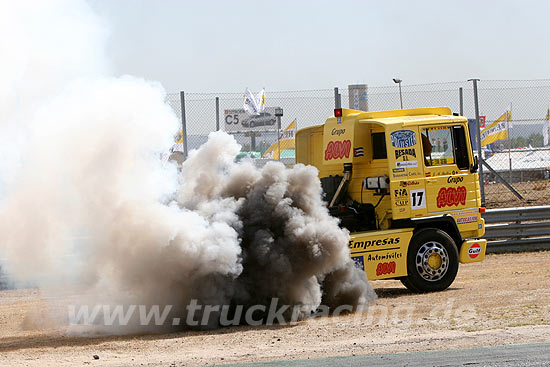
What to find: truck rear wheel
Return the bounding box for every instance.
[400,228,459,293]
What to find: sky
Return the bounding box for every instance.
[88,0,550,93]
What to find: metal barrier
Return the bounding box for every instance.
[483,206,550,253]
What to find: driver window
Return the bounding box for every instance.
[422,127,455,166]
[372,132,387,159]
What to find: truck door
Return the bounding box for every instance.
[421,125,476,214]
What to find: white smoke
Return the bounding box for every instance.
[0,0,376,332]
[0,0,179,290]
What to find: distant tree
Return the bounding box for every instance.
[528,133,544,147]
[508,137,526,148]
[508,134,543,148]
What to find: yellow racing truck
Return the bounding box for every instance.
[296,107,487,292]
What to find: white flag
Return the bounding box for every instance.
[256,88,266,113]
[544,108,550,146]
[243,88,259,115]
[243,88,266,115]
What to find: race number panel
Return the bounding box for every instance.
[410,189,426,210]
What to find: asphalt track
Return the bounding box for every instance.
[221,342,550,367]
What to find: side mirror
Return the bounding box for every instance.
[470,156,479,173]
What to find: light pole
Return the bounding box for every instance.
[393,78,403,109]
[275,107,283,160]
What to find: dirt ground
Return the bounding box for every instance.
[1,251,549,367]
[484,180,550,208]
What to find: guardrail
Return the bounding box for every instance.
[483,206,550,253]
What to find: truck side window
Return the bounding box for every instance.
[422,127,455,166]
[372,132,387,159]
[452,125,469,170]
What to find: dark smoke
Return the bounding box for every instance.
[228,161,373,317]
[165,132,376,326]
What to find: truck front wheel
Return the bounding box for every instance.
[400,228,459,292]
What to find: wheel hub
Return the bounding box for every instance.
[415,241,449,282]
[428,253,442,270]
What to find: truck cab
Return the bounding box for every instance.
[296,107,486,292]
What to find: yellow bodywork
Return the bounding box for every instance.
[459,239,487,263]
[296,107,486,281]
[349,229,413,279]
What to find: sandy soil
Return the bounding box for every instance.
[484,180,550,208]
[1,251,549,367]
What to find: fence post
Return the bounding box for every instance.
[468,79,485,205]
[215,97,220,131]
[179,91,188,159]
[334,87,341,109]
[459,87,463,116]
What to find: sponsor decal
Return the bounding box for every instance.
[390,130,417,148]
[349,237,401,250]
[351,256,365,270]
[395,148,416,160]
[324,140,351,160]
[447,176,465,184]
[394,188,409,207]
[393,168,405,173]
[354,147,364,157]
[376,261,396,276]
[434,170,453,176]
[399,180,420,187]
[396,160,418,168]
[394,172,421,178]
[366,251,403,261]
[456,216,478,224]
[393,173,408,178]
[451,209,478,217]
[394,188,408,197]
[468,243,481,259]
[437,186,467,208]
[331,128,346,136]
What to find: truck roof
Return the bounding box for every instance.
[344,107,466,127]
[298,107,466,134]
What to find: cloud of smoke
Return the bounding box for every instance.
[175,133,376,322]
[0,0,376,333]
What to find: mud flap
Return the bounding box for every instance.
[459,239,487,263]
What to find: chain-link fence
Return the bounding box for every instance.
[166,79,550,208]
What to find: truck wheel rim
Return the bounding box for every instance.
[415,241,449,282]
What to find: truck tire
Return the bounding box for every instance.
[400,228,459,293]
